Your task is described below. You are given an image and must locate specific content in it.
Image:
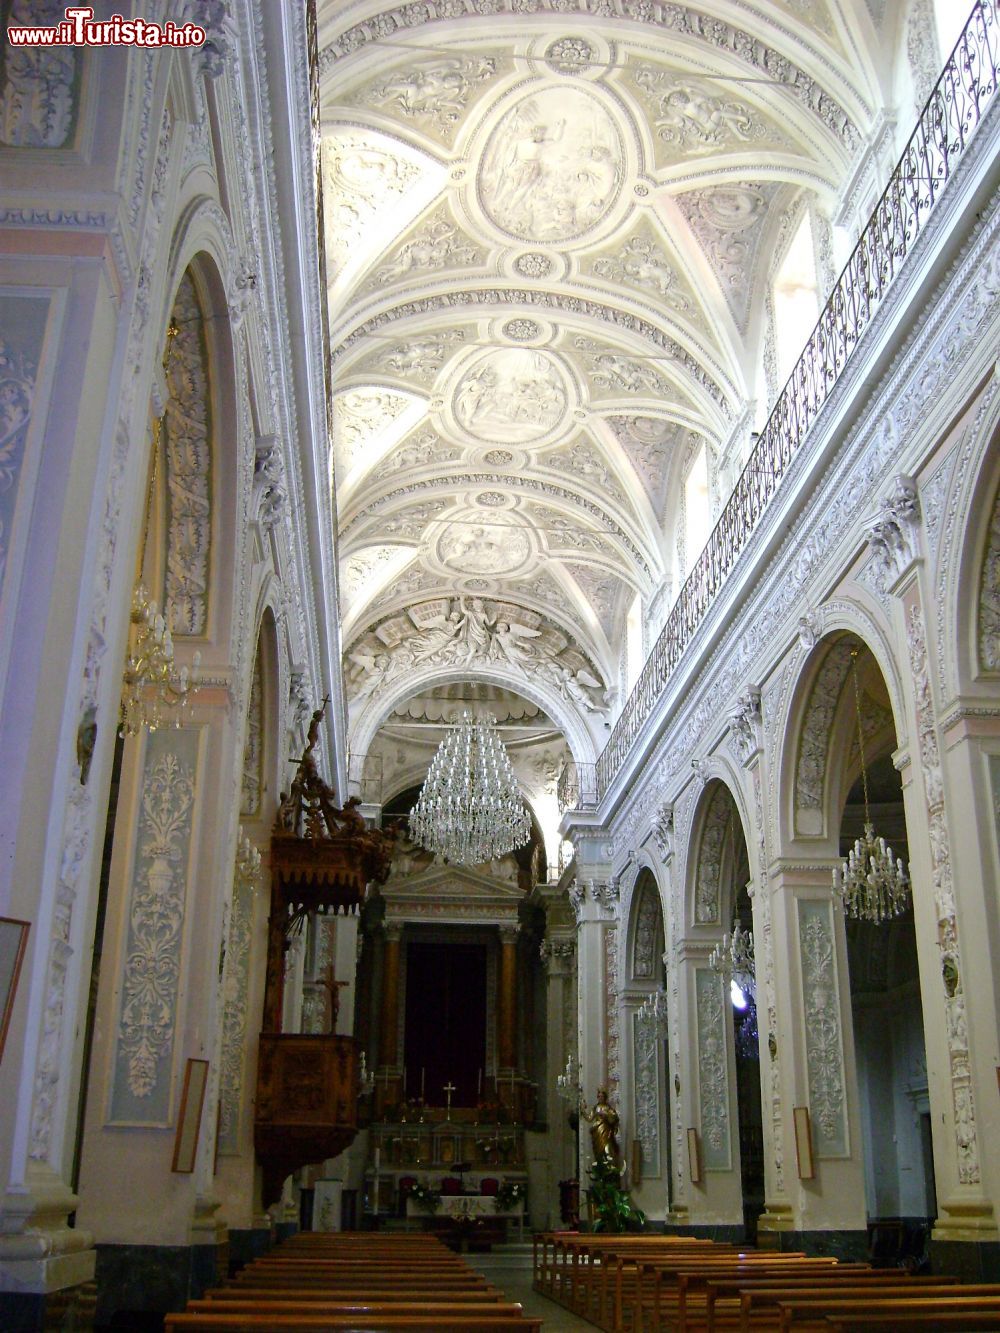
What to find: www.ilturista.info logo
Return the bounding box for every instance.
[6,6,206,48]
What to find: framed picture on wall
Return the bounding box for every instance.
[172,1058,209,1173]
[0,917,30,1067]
[687,1127,702,1184]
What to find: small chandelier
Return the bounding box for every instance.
[710,918,756,1002]
[832,648,910,922]
[120,322,200,736]
[637,989,669,1038]
[409,710,530,866]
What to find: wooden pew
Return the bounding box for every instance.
[165,1315,543,1332]
[703,1271,953,1331]
[629,1255,833,1333]
[773,1290,1000,1333]
[187,1300,527,1319]
[825,1311,1000,1331]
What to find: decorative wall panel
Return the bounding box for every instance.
[633,1009,661,1177]
[0,0,80,147]
[798,899,848,1157]
[695,967,731,1170]
[217,836,258,1154]
[110,728,200,1124]
[0,292,55,656]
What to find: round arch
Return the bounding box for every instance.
[349,663,599,768]
[682,767,754,931]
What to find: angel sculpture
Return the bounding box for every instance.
[489,620,542,670]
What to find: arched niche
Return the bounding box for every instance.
[686,777,751,931]
[156,237,240,662]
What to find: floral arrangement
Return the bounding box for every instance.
[494,1180,526,1212]
[405,1180,441,1213]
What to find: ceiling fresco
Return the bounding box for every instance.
[317,0,891,755]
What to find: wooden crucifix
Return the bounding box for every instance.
[320,963,349,1033]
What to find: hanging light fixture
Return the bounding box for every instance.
[409,710,530,865]
[832,647,910,922]
[120,322,200,736]
[709,918,756,1002]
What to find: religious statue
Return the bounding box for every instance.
[580,1086,621,1170]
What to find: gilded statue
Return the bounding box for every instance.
[580,1086,621,1169]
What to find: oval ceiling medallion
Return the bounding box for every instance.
[436,512,532,577]
[478,86,624,243]
[453,348,568,443]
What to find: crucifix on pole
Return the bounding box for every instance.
[443,1080,456,1121]
[320,963,349,1033]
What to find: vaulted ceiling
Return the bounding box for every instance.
[317,0,902,759]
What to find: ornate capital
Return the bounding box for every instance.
[864,474,921,592]
[729,686,762,766]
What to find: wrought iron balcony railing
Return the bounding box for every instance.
[589,0,998,806]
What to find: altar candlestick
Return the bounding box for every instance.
[477,1068,482,1097]
[402,1067,406,1094]
[420,1067,425,1099]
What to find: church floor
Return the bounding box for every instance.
[467,1245,596,1330]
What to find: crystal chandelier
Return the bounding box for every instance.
[832,648,910,922]
[409,710,530,865]
[709,918,756,1002]
[120,322,200,736]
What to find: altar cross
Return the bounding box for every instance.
[443,1080,456,1120]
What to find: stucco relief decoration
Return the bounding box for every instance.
[218,830,260,1154]
[164,273,212,636]
[0,0,77,147]
[370,210,483,285]
[334,388,413,477]
[605,922,620,1098]
[346,596,609,711]
[0,319,39,600]
[674,183,778,331]
[241,648,263,816]
[546,443,625,503]
[795,637,854,834]
[978,480,1000,670]
[436,512,532,576]
[383,429,462,474]
[575,336,671,397]
[591,230,691,309]
[694,784,729,924]
[112,735,198,1121]
[322,134,422,282]
[477,87,624,242]
[608,416,685,517]
[322,5,859,150]
[631,881,660,978]
[633,1008,661,1177]
[729,686,762,765]
[864,474,921,591]
[254,435,287,530]
[632,65,772,154]
[453,349,567,442]
[653,802,674,861]
[798,900,847,1156]
[906,600,980,1183]
[514,252,553,278]
[356,54,499,139]
[369,329,466,383]
[695,968,731,1169]
[545,37,595,75]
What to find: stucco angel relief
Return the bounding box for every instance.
[345,597,609,714]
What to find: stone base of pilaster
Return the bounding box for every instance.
[274,1220,299,1242]
[756,1201,795,1245]
[0,1279,97,1332]
[773,1229,869,1261]
[930,1238,1000,1281]
[227,1226,273,1272]
[93,1242,224,1327]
